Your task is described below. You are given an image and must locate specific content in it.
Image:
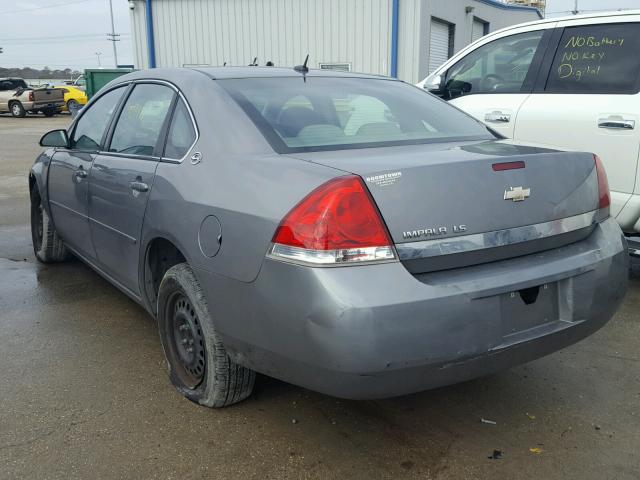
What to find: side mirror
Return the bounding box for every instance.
[424,75,443,93]
[39,129,69,148]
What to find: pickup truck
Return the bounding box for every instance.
[0,78,65,117]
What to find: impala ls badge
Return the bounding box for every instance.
[504,186,531,202]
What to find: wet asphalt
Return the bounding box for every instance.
[1,115,639,480]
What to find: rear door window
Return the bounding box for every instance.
[443,30,545,99]
[108,83,174,157]
[544,23,640,94]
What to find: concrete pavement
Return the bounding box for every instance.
[1,114,639,479]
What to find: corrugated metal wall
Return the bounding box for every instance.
[396,0,421,83]
[131,0,414,78]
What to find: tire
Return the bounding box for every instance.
[30,187,70,263]
[10,101,26,118]
[66,99,78,112]
[157,263,255,407]
[42,108,56,117]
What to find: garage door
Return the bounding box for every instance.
[429,19,451,74]
[472,19,487,43]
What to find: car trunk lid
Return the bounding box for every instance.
[289,141,600,273]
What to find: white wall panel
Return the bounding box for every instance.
[131,0,395,77]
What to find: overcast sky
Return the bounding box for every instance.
[0,0,133,71]
[1,0,639,72]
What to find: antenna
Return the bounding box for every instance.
[249,57,258,66]
[294,54,310,74]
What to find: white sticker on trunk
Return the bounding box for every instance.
[365,171,402,187]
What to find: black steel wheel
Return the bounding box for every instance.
[165,292,206,389]
[157,263,256,407]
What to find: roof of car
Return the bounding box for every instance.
[492,8,640,34]
[192,66,395,80]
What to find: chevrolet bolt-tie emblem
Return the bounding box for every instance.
[504,186,531,202]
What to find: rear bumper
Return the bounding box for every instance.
[196,218,628,399]
[25,101,64,110]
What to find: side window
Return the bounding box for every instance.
[444,30,545,98]
[545,23,640,94]
[164,99,196,159]
[109,83,174,156]
[71,86,126,151]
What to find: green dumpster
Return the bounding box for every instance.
[84,68,133,99]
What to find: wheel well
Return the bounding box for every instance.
[145,238,186,314]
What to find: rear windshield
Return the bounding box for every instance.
[218,77,495,153]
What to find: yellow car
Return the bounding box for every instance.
[58,86,87,112]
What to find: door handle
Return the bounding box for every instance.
[73,168,87,179]
[598,118,635,130]
[484,111,511,123]
[129,181,149,193]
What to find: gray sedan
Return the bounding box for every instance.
[29,67,628,407]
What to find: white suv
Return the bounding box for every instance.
[418,11,640,248]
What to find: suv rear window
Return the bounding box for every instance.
[219,77,494,153]
[545,23,640,94]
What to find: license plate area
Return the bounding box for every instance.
[500,283,558,337]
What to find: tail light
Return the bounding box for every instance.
[28,91,34,101]
[594,154,610,217]
[268,175,396,265]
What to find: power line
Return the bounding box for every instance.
[0,0,100,15]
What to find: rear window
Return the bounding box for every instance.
[545,23,640,94]
[218,77,494,153]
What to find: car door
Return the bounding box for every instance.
[0,80,12,110]
[46,85,128,260]
[88,82,175,294]
[515,18,640,220]
[436,25,555,137]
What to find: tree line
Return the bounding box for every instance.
[0,66,82,79]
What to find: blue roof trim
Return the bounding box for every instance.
[474,0,543,19]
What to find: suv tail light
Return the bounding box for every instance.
[268,175,396,265]
[594,154,610,217]
[28,91,34,101]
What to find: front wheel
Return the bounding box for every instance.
[30,187,70,263]
[157,263,255,407]
[42,108,56,117]
[66,99,78,112]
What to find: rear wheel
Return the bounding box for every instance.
[157,263,255,407]
[10,101,26,118]
[66,99,78,112]
[30,187,70,263]
[42,108,56,117]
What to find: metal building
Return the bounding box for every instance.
[129,0,541,83]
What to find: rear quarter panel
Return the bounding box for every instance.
[140,75,344,285]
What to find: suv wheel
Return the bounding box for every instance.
[157,263,256,407]
[10,101,26,118]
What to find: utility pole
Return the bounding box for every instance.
[106,0,120,67]
[572,0,579,15]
